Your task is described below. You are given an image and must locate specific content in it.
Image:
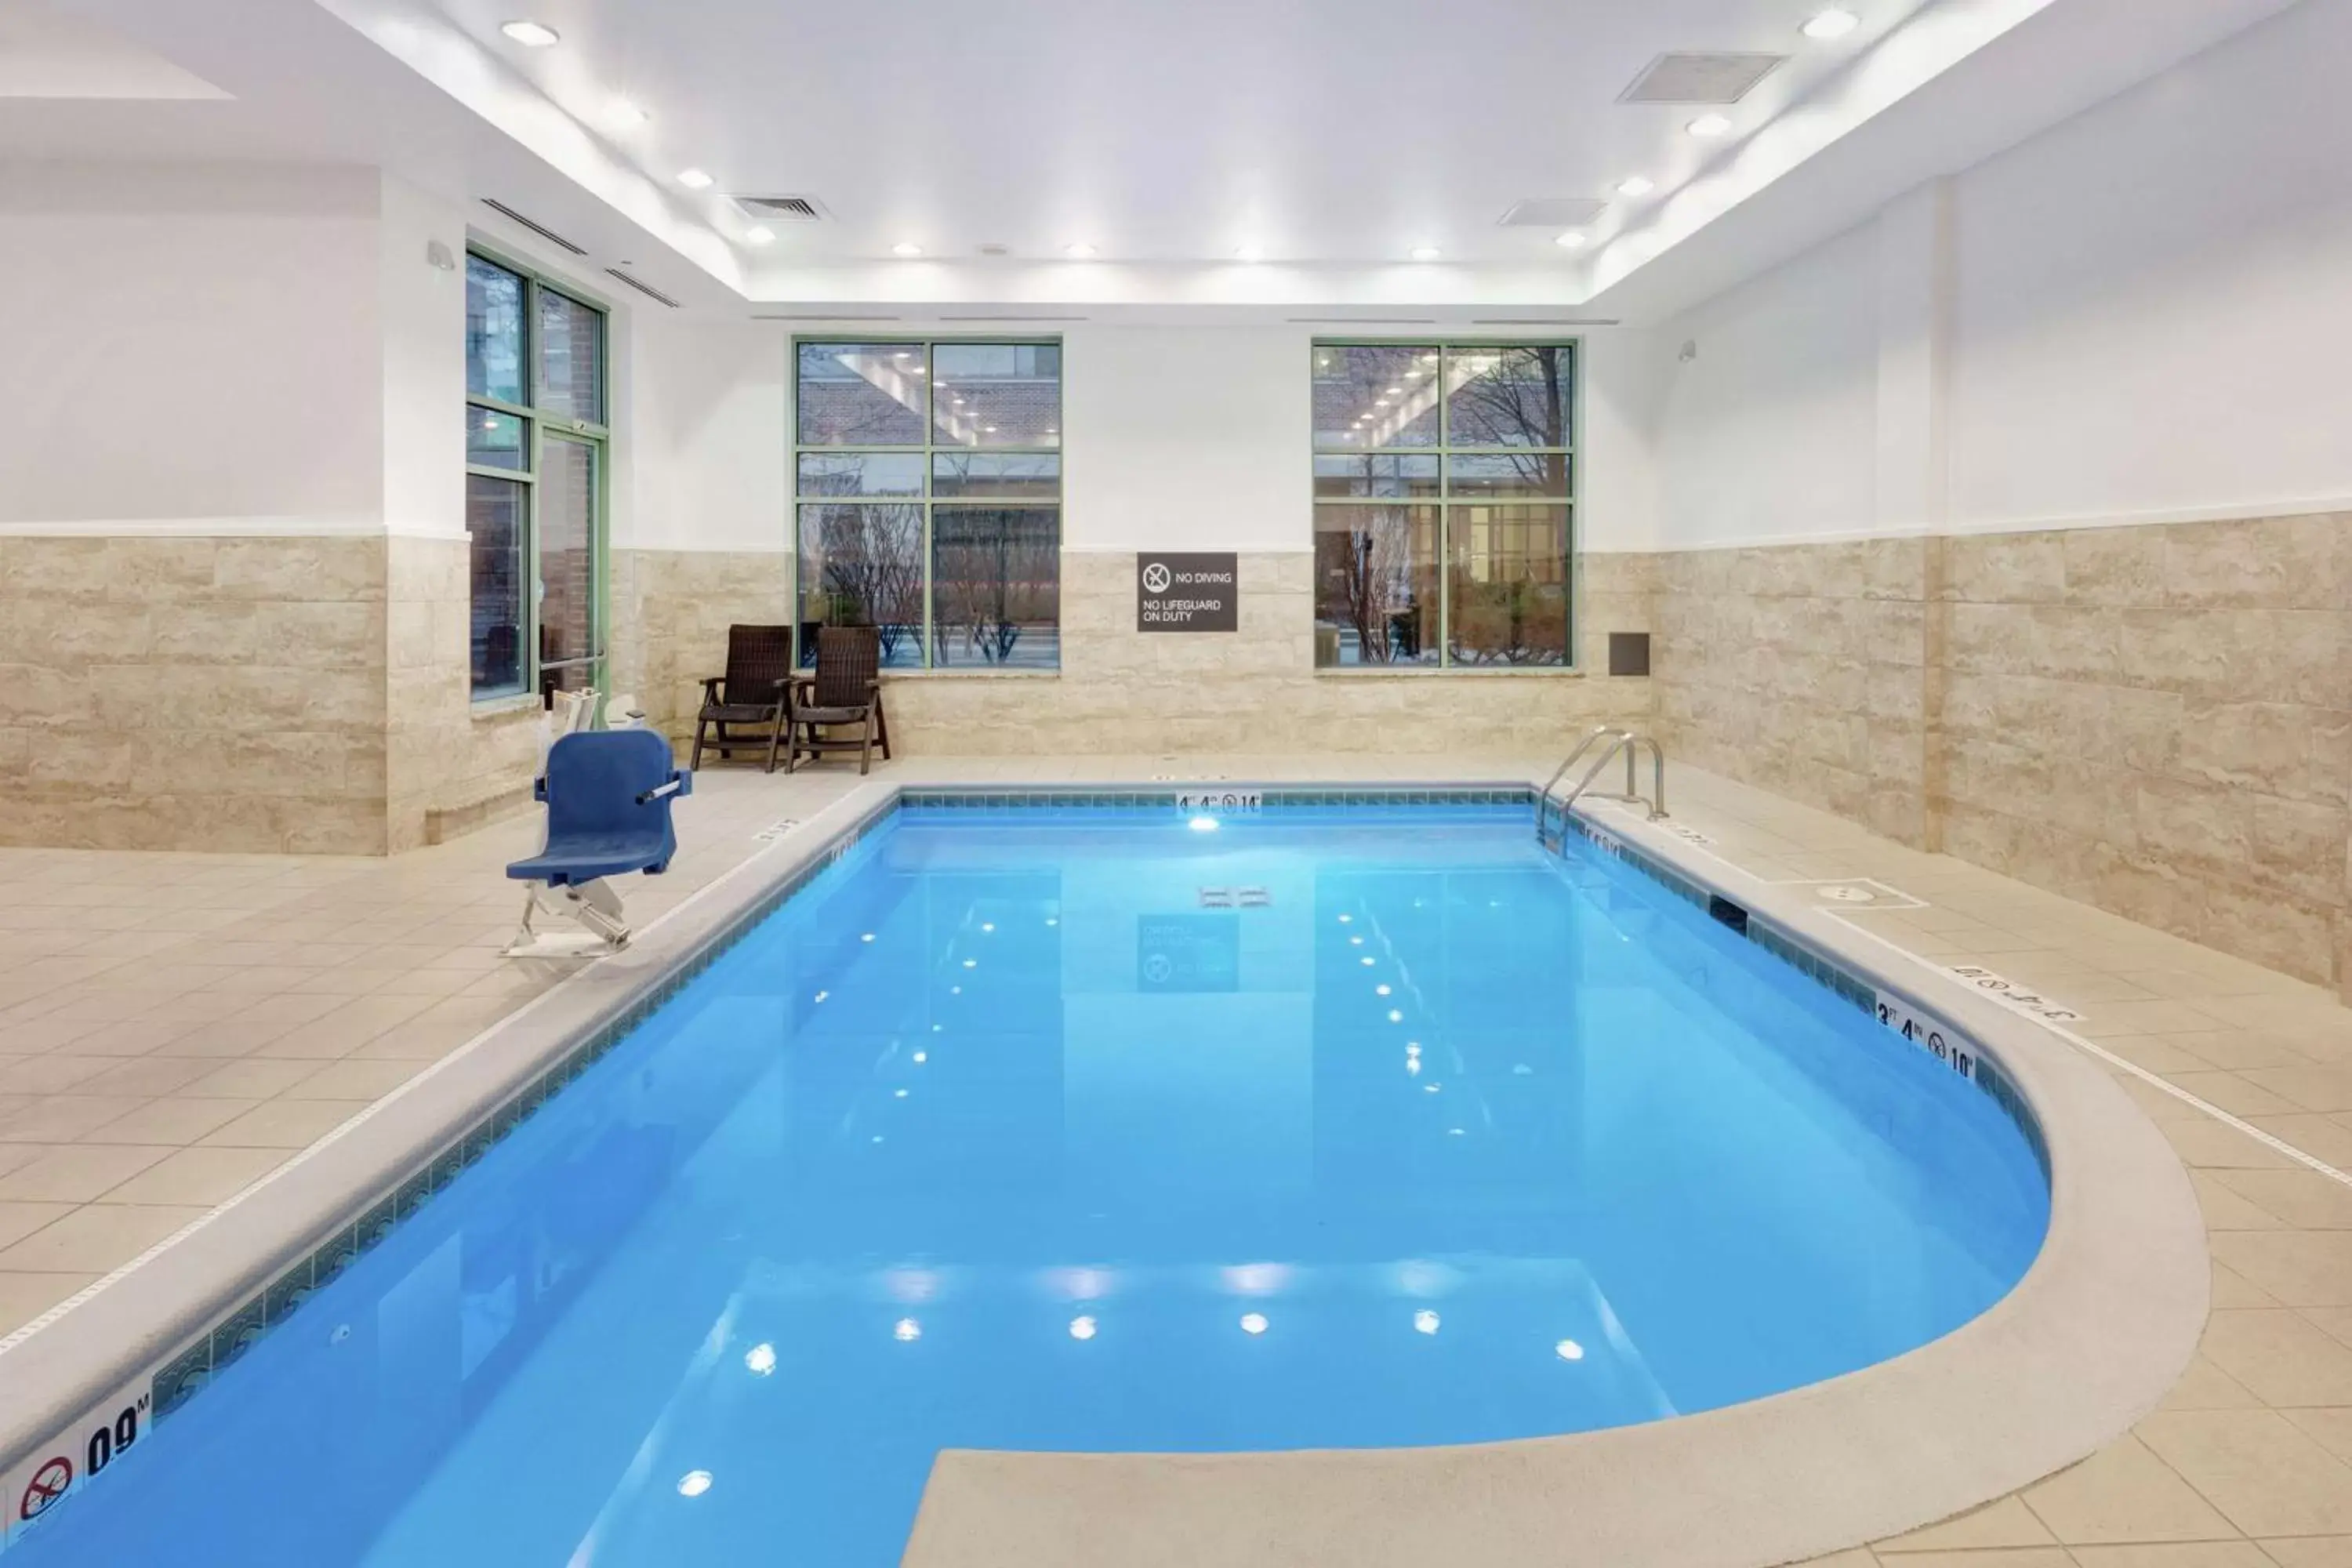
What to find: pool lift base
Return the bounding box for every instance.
[504,880,631,958]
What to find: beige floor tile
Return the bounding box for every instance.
[2211,1234,2352,1308]
[2216,1171,2352,1230]
[195,1098,372,1149]
[0,1201,208,1273]
[2021,1434,2238,1544]
[94,1145,291,1206]
[0,1200,75,1250]
[1858,1552,2071,1566]
[2201,1175,2296,1231]
[1878,1496,2056,1552]
[2137,1411,2352,1537]
[0,1056,115,1094]
[0,1142,177,1203]
[2070,1547,2275,1566]
[2284,1410,2352,1468]
[68,1056,227,1098]
[2163,1120,2300,1171]
[0,1094,154,1144]
[2245,1073,2352,1117]
[1786,1552,1878,1567]
[276,1058,426,1101]
[178,1058,331,1098]
[2160,1357,2269,1413]
[2199,1312,2352,1406]
[2170,1076,2311,1120]
[2256,1537,2352,1567]
[2216,1265,2287,1309]
[0,1269,100,1330]
[82,1096,263,1145]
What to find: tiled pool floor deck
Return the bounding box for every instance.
[3,753,2350,1566]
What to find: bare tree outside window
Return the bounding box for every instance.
[1312,343,1572,669]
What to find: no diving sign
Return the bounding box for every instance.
[1137,552,1238,633]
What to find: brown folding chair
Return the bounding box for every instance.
[789,626,892,775]
[690,624,797,774]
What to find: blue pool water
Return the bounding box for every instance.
[16,805,2048,1566]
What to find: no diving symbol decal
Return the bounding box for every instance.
[1141,562,1172,593]
[19,1456,71,1522]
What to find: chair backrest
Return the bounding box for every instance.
[814,625,881,708]
[721,624,797,706]
[543,729,681,865]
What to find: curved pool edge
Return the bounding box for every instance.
[0,779,2209,1567]
[897,798,2212,1568]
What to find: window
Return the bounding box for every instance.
[793,340,1062,670]
[465,250,610,702]
[1311,343,1573,668]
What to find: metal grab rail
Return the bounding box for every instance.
[1538,728,1669,839]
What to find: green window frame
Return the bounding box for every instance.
[791,337,1064,671]
[465,245,612,704]
[1310,339,1577,670]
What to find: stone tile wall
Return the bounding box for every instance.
[385,535,540,850]
[1936,516,2349,989]
[1650,539,1936,848]
[1649,514,2352,996]
[619,549,1657,761]
[0,535,390,853]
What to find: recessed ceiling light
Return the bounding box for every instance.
[1617,176,1655,198]
[891,241,924,258]
[1409,245,1442,262]
[1686,113,1734,139]
[744,227,775,245]
[1064,242,1098,260]
[677,169,714,190]
[1802,6,1862,39]
[1234,245,1264,263]
[1555,231,1589,249]
[608,97,648,128]
[499,19,559,46]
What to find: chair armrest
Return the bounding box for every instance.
[635,770,691,805]
[698,676,725,696]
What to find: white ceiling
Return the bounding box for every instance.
[0,0,2310,321]
[428,0,1932,267]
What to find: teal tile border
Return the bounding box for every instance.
[82,781,2045,1490]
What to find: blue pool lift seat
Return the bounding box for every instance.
[503,728,692,957]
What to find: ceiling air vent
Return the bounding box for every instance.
[603,267,680,308]
[1617,52,1784,104]
[731,195,826,223]
[481,198,588,256]
[1498,198,1610,228]
[976,243,1011,256]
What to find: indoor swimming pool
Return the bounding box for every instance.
[10,800,2051,1566]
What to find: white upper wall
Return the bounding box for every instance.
[629,318,1658,557]
[0,163,386,529]
[1648,0,2352,548]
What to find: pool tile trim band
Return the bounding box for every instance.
[0,782,2199,1566]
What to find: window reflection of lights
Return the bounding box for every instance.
[963,958,977,969]
[1406,1041,1421,1054]
[1046,916,1059,926]
[1388,1009,1405,1022]
[1555,1338,1585,1361]
[1446,1127,1465,1136]
[981,922,995,933]
[1338,914,1352,924]
[1376,984,1392,996]
[677,1469,713,1497]
[1414,1310,1440,1335]
[1240,1312,1269,1335]
[1405,1056,1421,1076]
[1349,935,1363,946]
[1189,816,1219,832]
[861,932,876,942]
[871,1134,885,1145]
[913,1050,927,1063]
[894,1088,909,1099]
[1424,1083,1440,1094]
[745,1343,777,1375]
[1360,956,1375,967]
[1069,1315,1098,1340]
[814,990,829,1003]
[894,1318,922,1341]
